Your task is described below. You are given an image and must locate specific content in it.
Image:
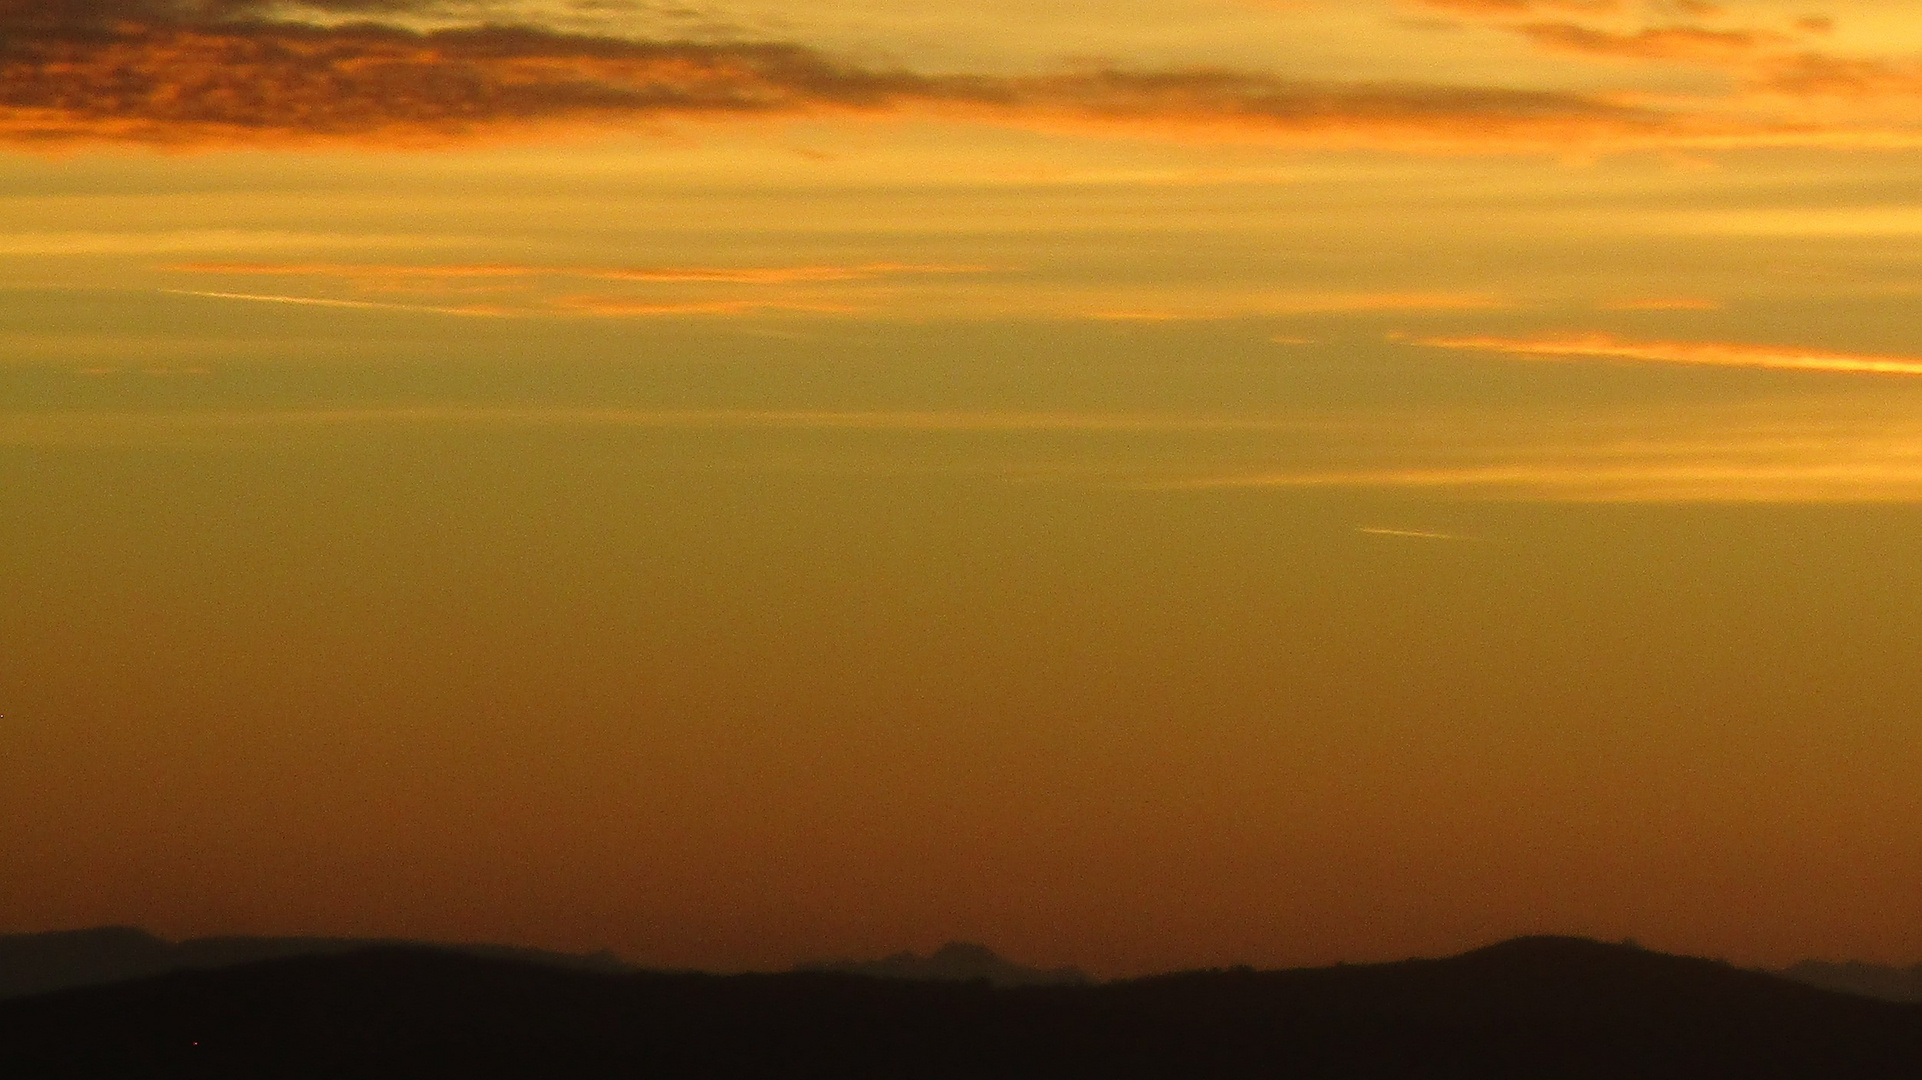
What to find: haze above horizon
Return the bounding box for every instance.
[3,0,1921,978]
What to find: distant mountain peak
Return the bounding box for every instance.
[1783,959,1922,1004]
[798,942,1092,986]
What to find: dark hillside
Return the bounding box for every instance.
[0,926,628,1000]
[2,936,1919,1079]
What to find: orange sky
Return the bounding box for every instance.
[3,0,1922,976]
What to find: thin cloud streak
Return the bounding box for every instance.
[1272,292,1512,312]
[161,288,510,315]
[1137,401,1922,502]
[1512,23,1777,63]
[1413,0,1621,13]
[1408,0,1922,121]
[1084,292,1511,321]
[163,287,865,318]
[1657,207,1922,237]
[1596,297,1720,312]
[551,296,862,316]
[1160,419,1922,502]
[0,231,453,256]
[158,267,1511,321]
[17,398,1922,503]
[1357,526,1471,540]
[1413,332,1922,377]
[169,262,994,284]
[1164,457,1922,503]
[0,404,1365,436]
[161,261,998,318]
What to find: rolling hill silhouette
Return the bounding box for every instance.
[3,935,1921,1078]
[0,926,628,1001]
[1782,959,1922,1003]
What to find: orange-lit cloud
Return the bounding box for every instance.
[1290,292,1510,312]
[551,296,861,316]
[1166,457,1922,503]
[10,2,1920,155]
[0,229,445,255]
[1413,0,1620,13]
[598,264,984,284]
[16,395,1922,505]
[1151,402,1922,502]
[1435,4,1922,125]
[1415,0,1863,89]
[1513,23,1775,62]
[975,71,1675,149]
[1760,53,1922,98]
[1087,292,1510,321]
[0,1,1683,150]
[1412,332,1922,376]
[1087,310,1193,322]
[1596,296,1721,311]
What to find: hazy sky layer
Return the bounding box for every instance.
[4,0,1922,975]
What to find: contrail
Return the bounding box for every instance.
[1357,526,1468,541]
[161,289,504,316]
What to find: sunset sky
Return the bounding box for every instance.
[4,0,1922,977]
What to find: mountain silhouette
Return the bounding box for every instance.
[4,935,1922,1078]
[798,941,1091,986]
[1781,959,1922,1004]
[0,926,628,1001]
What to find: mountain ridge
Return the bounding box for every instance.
[797,940,1092,986]
[1783,958,1922,1003]
[7,926,1917,1002]
[0,926,629,1001]
[4,934,1921,1078]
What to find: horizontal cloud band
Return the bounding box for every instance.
[0,2,1674,148]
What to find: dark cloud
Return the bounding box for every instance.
[0,0,422,28]
[1513,22,1774,61]
[0,0,1681,149]
[1761,52,1922,97]
[1411,0,1620,14]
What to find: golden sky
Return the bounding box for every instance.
[3,0,1922,975]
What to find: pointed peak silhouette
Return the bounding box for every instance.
[798,942,1092,986]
